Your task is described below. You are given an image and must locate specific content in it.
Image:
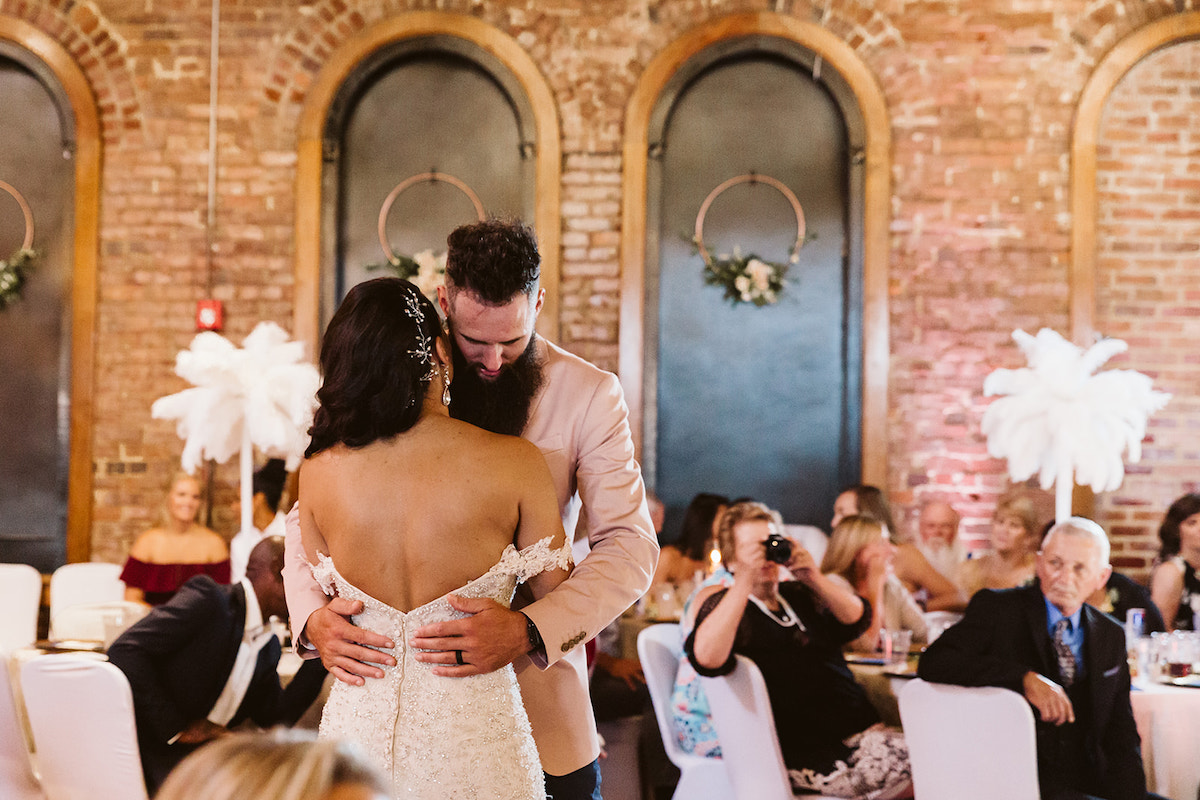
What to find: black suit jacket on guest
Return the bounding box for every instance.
[917,584,1146,800]
[107,575,326,792]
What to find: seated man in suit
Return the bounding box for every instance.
[108,536,326,793]
[918,517,1153,800]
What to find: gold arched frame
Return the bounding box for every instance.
[294,12,562,348]
[0,16,101,563]
[621,12,892,485]
[1071,12,1200,343]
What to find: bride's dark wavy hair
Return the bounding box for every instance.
[306,278,443,457]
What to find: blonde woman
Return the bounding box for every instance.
[154,730,388,800]
[959,494,1040,598]
[821,515,927,653]
[121,472,229,606]
[830,485,963,612]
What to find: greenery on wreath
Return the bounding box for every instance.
[698,238,794,307]
[0,248,36,310]
[367,248,446,301]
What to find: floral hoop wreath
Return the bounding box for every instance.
[373,171,486,299]
[0,179,36,310]
[694,173,806,307]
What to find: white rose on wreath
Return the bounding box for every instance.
[700,243,793,307]
[0,248,37,310]
[369,248,446,303]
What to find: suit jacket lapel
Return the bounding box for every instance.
[1022,585,1058,678]
[1082,605,1114,739]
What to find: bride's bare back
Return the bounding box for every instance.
[299,414,567,613]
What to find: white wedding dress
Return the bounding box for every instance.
[309,537,572,799]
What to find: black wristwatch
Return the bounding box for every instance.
[521,613,544,656]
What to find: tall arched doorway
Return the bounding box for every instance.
[622,14,891,533]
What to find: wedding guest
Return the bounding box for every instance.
[914,500,967,588]
[831,485,963,612]
[676,501,912,799]
[108,537,326,793]
[652,492,728,586]
[1032,520,1165,634]
[960,494,1039,598]
[821,515,927,653]
[919,518,1155,800]
[229,459,289,582]
[122,471,230,606]
[154,729,388,800]
[1149,493,1200,631]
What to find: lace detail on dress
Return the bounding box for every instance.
[788,724,911,799]
[307,538,571,799]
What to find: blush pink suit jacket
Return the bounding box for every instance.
[282,337,659,776]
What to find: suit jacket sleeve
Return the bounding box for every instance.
[917,589,1035,692]
[521,369,659,668]
[241,648,328,728]
[282,501,330,656]
[105,577,225,743]
[1087,609,1147,800]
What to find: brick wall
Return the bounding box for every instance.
[1094,40,1200,572]
[0,0,1195,574]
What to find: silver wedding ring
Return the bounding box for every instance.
[455,649,465,666]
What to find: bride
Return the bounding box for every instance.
[297,277,572,799]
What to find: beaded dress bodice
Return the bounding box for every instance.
[310,538,572,799]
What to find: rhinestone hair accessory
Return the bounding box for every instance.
[401,283,437,383]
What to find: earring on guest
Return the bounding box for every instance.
[441,363,451,406]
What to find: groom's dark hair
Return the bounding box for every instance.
[444,218,540,304]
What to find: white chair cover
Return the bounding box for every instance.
[0,564,42,652]
[898,678,1039,800]
[636,623,733,800]
[20,654,148,800]
[702,654,843,800]
[48,563,125,640]
[48,601,147,644]
[0,650,45,799]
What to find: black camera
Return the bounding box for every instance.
[764,533,793,564]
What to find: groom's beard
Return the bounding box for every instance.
[448,333,546,437]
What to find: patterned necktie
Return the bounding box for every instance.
[1053,617,1076,687]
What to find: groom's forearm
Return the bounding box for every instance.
[282,502,331,653]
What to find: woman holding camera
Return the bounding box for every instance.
[676,501,911,798]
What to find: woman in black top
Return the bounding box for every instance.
[685,501,912,799]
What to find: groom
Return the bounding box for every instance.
[283,218,659,799]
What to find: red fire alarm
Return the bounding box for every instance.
[196,299,224,332]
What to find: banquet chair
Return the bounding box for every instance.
[0,564,42,652]
[898,678,1039,800]
[20,654,148,800]
[48,562,125,640]
[701,655,839,800]
[636,623,733,800]
[0,650,45,799]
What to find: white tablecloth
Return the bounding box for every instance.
[1132,682,1200,800]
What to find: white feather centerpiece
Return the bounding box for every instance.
[981,328,1170,522]
[151,322,320,537]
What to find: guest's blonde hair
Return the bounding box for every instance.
[820,514,887,584]
[154,730,387,800]
[715,501,783,567]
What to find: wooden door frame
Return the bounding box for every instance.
[1070,12,1200,343]
[0,16,100,563]
[294,12,562,350]
[621,12,891,485]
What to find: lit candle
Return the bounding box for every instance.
[709,546,721,573]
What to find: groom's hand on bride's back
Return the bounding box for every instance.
[410,595,530,677]
[307,596,397,685]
